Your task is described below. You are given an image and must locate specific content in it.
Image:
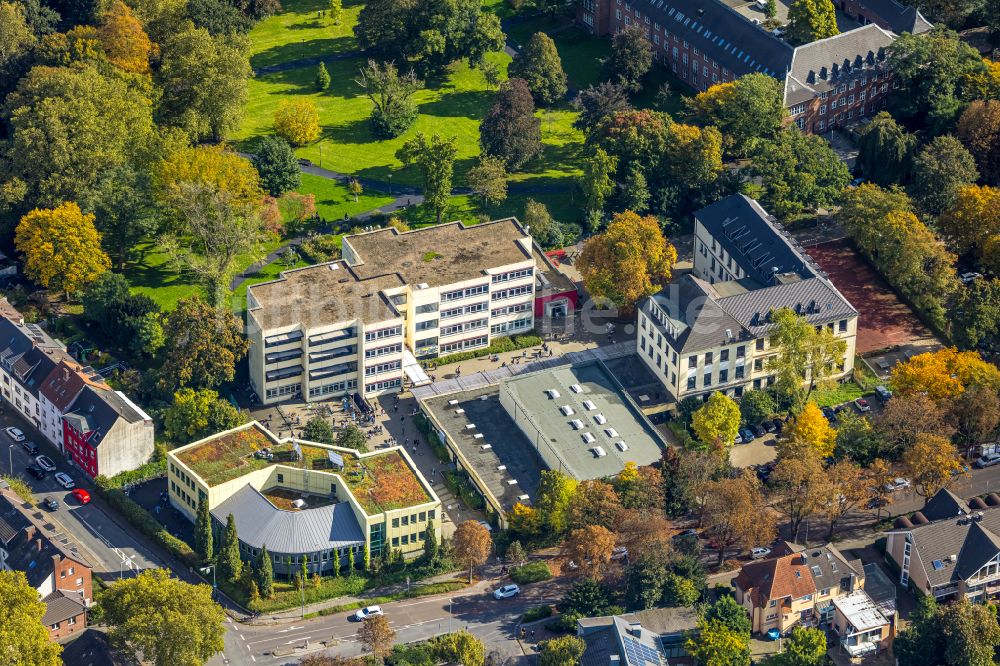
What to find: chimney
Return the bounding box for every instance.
[848,573,857,592]
[627,622,642,638]
[36,537,43,553]
[63,367,69,382]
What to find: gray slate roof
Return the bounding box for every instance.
[856,0,932,34]
[716,277,858,336]
[921,489,971,522]
[646,277,750,354]
[211,485,364,555]
[41,589,85,625]
[785,25,896,104]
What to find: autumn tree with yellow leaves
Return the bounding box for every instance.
[274,98,321,146]
[890,347,1000,404]
[155,145,264,210]
[691,392,741,454]
[902,433,965,498]
[701,474,775,565]
[939,185,1000,258]
[787,402,837,459]
[564,524,617,578]
[97,1,155,76]
[15,202,110,296]
[577,211,677,314]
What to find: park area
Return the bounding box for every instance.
[806,239,939,356]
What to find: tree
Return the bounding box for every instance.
[872,392,955,458]
[896,597,1000,666]
[505,540,525,567]
[787,0,838,43]
[255,544,274,598]
[822,460,867,539]
[195,498,214,561]
[314,61,332,92]
[534,469,578,535]
[274,98,321,146]
[891,347,1000,404]
[625,548,673,609]
[614,463,664,513]
[335,423,368,451]
[957,100,1000,185]
[480,78,543,170]
[574,82,631,134]
[423,521,439,561]
[687,74,785,157]
[453,520,491,583]
[156,25,250,142]
[355,59,423,138]
[0,570,63,665]
[788,402,837,459]
[164,389,245,442]
[577,210,678,313]
[621,165,650,212]
[902,433,963,497]
[739,390,775,425]
[691,392,741,453]
[97,0,153,75]
[328,0,342,23]
[564,525,616,579]
[566,480,622,531]
[217,513,243,584]
[15,202,110,296]
[508,32,566,105]
[952,383,1000,450]
[562,578,615,618]
[434,630,485,666]
[704,596,751,639]
[467,156,508,208]
[251,136,301,197]
[856,112,916,187]
[604,26,651,93]
[580,148,618,220]
[765,0,777,18]
[159,297,250,391]
[80,273,163,357]
[303,416,335,444]
[348,179,363,203]
[188,0,253,35]
[397,133,457,224]
[522,198,563,250]
[765,627,827,666]
[911,135,979,216]
[833,410,883,465]
[750,128,850,218]
[939,185,1000,257]
[358,614,395,663]
[102,569,225,666]
[701,476,774,564]
[770,449,830,542]
[950,277,1000,351]
[538,636,585,666]
[766,308,847,404]
[686,618,750,666]
[348,547,355,575]
[155,144,264,210]
[85,163,161,270]
[663,573,699,607]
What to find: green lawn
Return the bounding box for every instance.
[811,381,866,408]
[248,0,362,70]
[297,172,394,220]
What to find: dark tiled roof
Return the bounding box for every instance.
[715,277,857,336]
[785,25,896,102]
[645,276,749,354]
[41,589,86,626]
[59,629,122,666]
[63,385,150,446]
[857,0,932,33]
[802,544,863,593]
[921,489,971,522]
[0,497,32,545]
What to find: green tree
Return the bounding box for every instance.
[687,74,785,157]
[5,63,154,209]
[255,543,274,598]
[81,271,163,358]
[163,388,246,442]
[251,135,301,197]
[467,156,508,208]
[604,25,652,93]
[335,423,368,451]
[739,390,776,425]
[534,469,578,535]
[539,636,585,666]
[86,163,161,270]
[397,133,457,224]
[621,164,650,212]
[155,25,251,142]
[625,548,672,609]
[704,595,751,638]
[691,392,741,451]
[896,597,1000,666]
[348,547,356,575]
[580,148,618,221]
[480,78,543,170]
[950,278,1000,351]
[0,570,62,665]
[562,578,615,617]
[686,618,751,666]
[195,498,213,561]
[349,179,363,202]
[662,573,699,607]
[187,0,252,35]
[508,32,566,105]
[329,0,342,24]
[765,0,777,19]
[574,82,631,134]
[158,296,250,392]
[217,513,242,585]
[787,0,838,44]
[315,62,331,93]
[856,112,917,187]
[764,627,826,666]
[356,59,423,138]
[302,416,335,444]
[749,127,850,218]
[957,100,1000,185]
[767,308,848,402]
[504,539,525,567]
[423,521,439,561]
[911,134,979,216]
[433,630,485,666]
[102,569,225,666]
[522,198,563,249]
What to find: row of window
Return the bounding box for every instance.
[308,378,357,398]
[365,326,402,342]
[441,301,488,320]
[366,378,401,393]
[491,268,533,284]
[265,330,303,348]
[266,384,301,399]
[310,346,355,363]
[442,284,489,302]
[491,285,532,301]
[492,302,532,317]
[365,360,401,377]
[365,343,401,359]
[266,349,302,364]
[391,509,435,528]
[441,318,488,337]
[309,328,354,347]
[491,317,532,335]
[266,365,303,382]
[440,335,488,354]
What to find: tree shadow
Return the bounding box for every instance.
[323,117,376,146]
[251,36,359,70]
[287,19,325,30]
[418,89,494,120]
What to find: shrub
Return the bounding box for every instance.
[442,470,485,510]
[433,332,541,366]
[299,234,342,263]
[510,561,552,584]
[522,605,553,622]
[95,459,166,491]
[2,476,35,506]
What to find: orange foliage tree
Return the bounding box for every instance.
[891,347,1000,404]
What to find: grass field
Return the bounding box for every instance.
[297,172,394,220]
[248,0,363,69]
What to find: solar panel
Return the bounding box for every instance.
[932,559,944,570]
[328,451,344,467]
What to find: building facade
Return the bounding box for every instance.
[838,0,932,34]
[61,385,154,479]
[167,422,441,575]
[576,0,911,133]
[636,195,857,403]
[247,219,544,404]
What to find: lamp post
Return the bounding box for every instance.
[388,174,392,196]
[8,444,12,474]
[200,564,216,589]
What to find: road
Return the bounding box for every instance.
[213,582,560,666]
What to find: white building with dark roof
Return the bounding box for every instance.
[636,195,857,402]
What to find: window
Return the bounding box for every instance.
[736,346,745,358]
[414,319,437,332]
[687,376,696,390]
[820,104,827,115]
[705,351,713,364]
[756,339,765,351]
[365,343,402,358]
[442,284,489,302]
[67,617,76,626]
[277,473,284,483]
[719,369,728,382]
[839,319,847,332]
[720,349,729,361]
[365,326,402,342]
[703,372,711,386]
[688,356,697,369]
[415,303,438,314]
[491,285,532,301]
[366,378,402,393]
[491,268,533,283]
[365,360,401,377]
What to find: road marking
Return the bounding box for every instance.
[246,629,315,646]
[239,634,245,640]
[286,637,311,645]
[277,626,303,633]
[250,655,256,662]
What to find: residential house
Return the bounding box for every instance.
[247,219,571,404]
[576,0,919,133]
[578,608,700,666]
[838,0,932,34]
[0,316,70,435]
[636,195,857,403]
[62,385,154,479]
[0,485,92,640]
[885,488,1000,602]
[38,359,109,451]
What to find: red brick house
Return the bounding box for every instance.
[837,0,931,34]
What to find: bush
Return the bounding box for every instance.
[442,470,485,510]
[2,476,35,506]
[96,486,198,566]
[95,459,166,491]
[299,234,342,263]
[510,561,552,584]
[522,605,553,622]
[413,412,451,463]
[371,106,418,139]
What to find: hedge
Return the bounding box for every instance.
[442,469,485,510]
[413,412,451,463]
[432,333,542,367]
[95,486,198,567]
[522,605,553,623]
[510,561,552,584]
[94,459,166,491]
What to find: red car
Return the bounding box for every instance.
[71,489,91,505]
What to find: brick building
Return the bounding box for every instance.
[62,385,154,479]
[837,0,931,34]
[576,0,924,133]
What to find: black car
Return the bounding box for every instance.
[672,528,699,540]
[43,496,58,511]
[20,440,38,455]
[763,420,777,433]
[752,423,767,438]
[772,419,784,434]
[26,465,45,480]
[821,406,836,421]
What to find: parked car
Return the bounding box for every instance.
[751,547,772,560]
[763,420,777,433]
[739,427,755,442]
[54,472,74,489]
[884,478,911,492]
[821,406,836,421]
[771,419,784,434]
[866,497,887,509]
[611,546,629,561]
[493,584,520,599]
[752,423,766,438]
[974,453,1000,469]
[5,426,25,442]
[854,398,871,413]
[43,496,58,511]
[71,488,91,505]
[20,440,37,455]
[960,272,983,285]
[733,432,743,445]
[673,528,698,540]
[26,465,45,480]
[477,520,493,532]
[953,464,971,477]
[875,385,892,402]
[353,605,384,621]
[35,455,56,472]
[756,461,777,483]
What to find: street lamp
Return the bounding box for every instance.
[200,564,217,589]
[8,444,12,474]
[388,173,392,196]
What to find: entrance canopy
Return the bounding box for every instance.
[403,349,432,386]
